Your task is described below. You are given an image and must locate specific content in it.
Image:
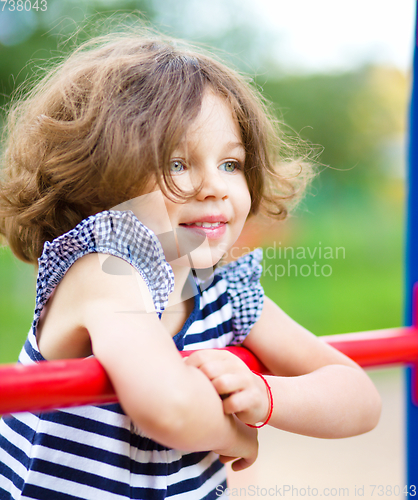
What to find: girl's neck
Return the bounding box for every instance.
[160,263,197,336]
[166,263,197,310]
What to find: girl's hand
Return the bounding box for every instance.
[184,350,270,427]
[214,416,258,471]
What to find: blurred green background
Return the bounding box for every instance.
[0,0,410,363]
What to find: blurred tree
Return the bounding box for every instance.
[258,66,408,195]
[0,0,267,110]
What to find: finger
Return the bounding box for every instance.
[184,349,244,367]
[183,350,212,368]
[218,455,235,464]
[190,359,241,384]
[222,389,253,415]
[212,373,247,396]
[183,350,232,370]
[231,457,255,472]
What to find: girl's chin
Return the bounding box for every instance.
[168,249,225,270]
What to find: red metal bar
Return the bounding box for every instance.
[412,283,418,405]
[325,327,418,367]
[1,327,418,415]
[0,358,116,414]
[0,347,266,415]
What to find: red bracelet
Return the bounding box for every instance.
[246,372,274,429]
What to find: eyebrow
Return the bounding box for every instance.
[224,142,246,154]
[173,141,246,158]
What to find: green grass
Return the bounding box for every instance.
[0,247,36,364]
[261,194,404,336]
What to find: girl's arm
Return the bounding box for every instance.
[187,296,381,438]
[64,253,258,469]
[244,296,381,437]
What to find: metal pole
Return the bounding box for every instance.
[405,0,418,488]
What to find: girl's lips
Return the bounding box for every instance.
[179,222,227,240]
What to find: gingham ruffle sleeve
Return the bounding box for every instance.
[216,248,264,345]
[33,210,174,330]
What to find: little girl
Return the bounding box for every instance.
[0,30,381,500]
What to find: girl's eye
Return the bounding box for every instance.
[170,160,185,173]
[220,161,240,173]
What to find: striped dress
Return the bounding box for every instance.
[0,210,264,500]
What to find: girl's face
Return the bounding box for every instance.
[163,89,252,268]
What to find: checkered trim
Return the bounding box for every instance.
[215,248,264,344]
[33,210,174,329]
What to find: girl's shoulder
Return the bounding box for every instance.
[33,211,175,360]
[215,248,263,285]
[214,248,264,344]
[36,210,174,317]
[33,210,174,346]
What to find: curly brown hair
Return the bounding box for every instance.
[0,30,313,264]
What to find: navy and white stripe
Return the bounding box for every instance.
[0,211,264,500]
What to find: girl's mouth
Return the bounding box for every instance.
[179,222,227,239]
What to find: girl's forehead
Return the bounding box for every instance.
[197,90,236,123]
[176,91,243,150]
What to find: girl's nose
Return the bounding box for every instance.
[194,166,228,201]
